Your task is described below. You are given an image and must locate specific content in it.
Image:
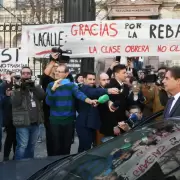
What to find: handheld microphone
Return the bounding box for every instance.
[127,113,138,128]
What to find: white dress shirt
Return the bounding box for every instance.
[169,92,180,113]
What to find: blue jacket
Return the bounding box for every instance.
[76,85,108,130]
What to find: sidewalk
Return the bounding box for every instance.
[0,129,79,162]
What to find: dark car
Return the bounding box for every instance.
[1,112,180,180]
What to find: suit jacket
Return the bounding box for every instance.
[163,97,180,119]
[76,85,107,130]
[102,78,130,136]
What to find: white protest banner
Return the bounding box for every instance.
[0,48,28,74]
[21,19,180,58]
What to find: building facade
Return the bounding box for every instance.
[95,0,180,73]
[0,0,64,75]
[1,0,180,75]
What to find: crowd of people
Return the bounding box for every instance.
[0,54,180,161]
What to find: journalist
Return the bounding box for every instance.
[118,105,144,131]
[10,67,45,160]
[46,64,97,156]
[76,72,118,152]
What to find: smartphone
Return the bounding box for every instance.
[115,56,121,62]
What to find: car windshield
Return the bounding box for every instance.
[40,119,180,180]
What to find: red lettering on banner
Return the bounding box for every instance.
[170,45,180,52]
[89,46,97,54]
[110,23,118,37]
[71,24,77,36]
[125,45,149,53]
[71,23,118,37]
[101,46,121,53]
[133,145,166,177]
[80,24,85,35]
[138,156,155,172]
[157,45,167,52]
[90,24,98,36]
[133,170,141,177]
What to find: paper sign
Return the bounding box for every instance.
[0,48,28,74]
[21,19,180,57]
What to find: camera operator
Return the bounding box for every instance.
[141,67,168,119]
[10,67,45,160]
[41,53,74,156]
[41,53,59,156]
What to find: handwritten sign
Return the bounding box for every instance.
[21,20,180,57]
[0,48,28,74]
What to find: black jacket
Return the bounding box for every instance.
[97,86,110,133]
[100,79,130,136]
[3,96,13,127]
[12,85,45,127]
[128,91,146,111]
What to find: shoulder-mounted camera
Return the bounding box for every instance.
[50,47,72,63]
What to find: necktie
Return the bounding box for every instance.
[164,97,174,118]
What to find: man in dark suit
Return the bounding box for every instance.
[105,64,130,136]
[76,72,118,152]
[163,66,180,118]
[96,73,110,145]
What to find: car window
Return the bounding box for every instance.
[45,119,180,180]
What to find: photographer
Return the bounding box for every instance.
[41,53,59,156]
[141,67,169,118]
[10,67,45,160]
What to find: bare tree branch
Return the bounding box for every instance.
[95,0,108,18]
[12,0,64,24]
[49,0,54,23]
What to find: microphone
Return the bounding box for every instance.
[127,113,138,128]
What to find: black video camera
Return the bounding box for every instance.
[51,47,72,63]
[141,66,157,83]
[155,72,165,87]
[14,78,35,90]
[141,66,165,87]
[21,79,35,89]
